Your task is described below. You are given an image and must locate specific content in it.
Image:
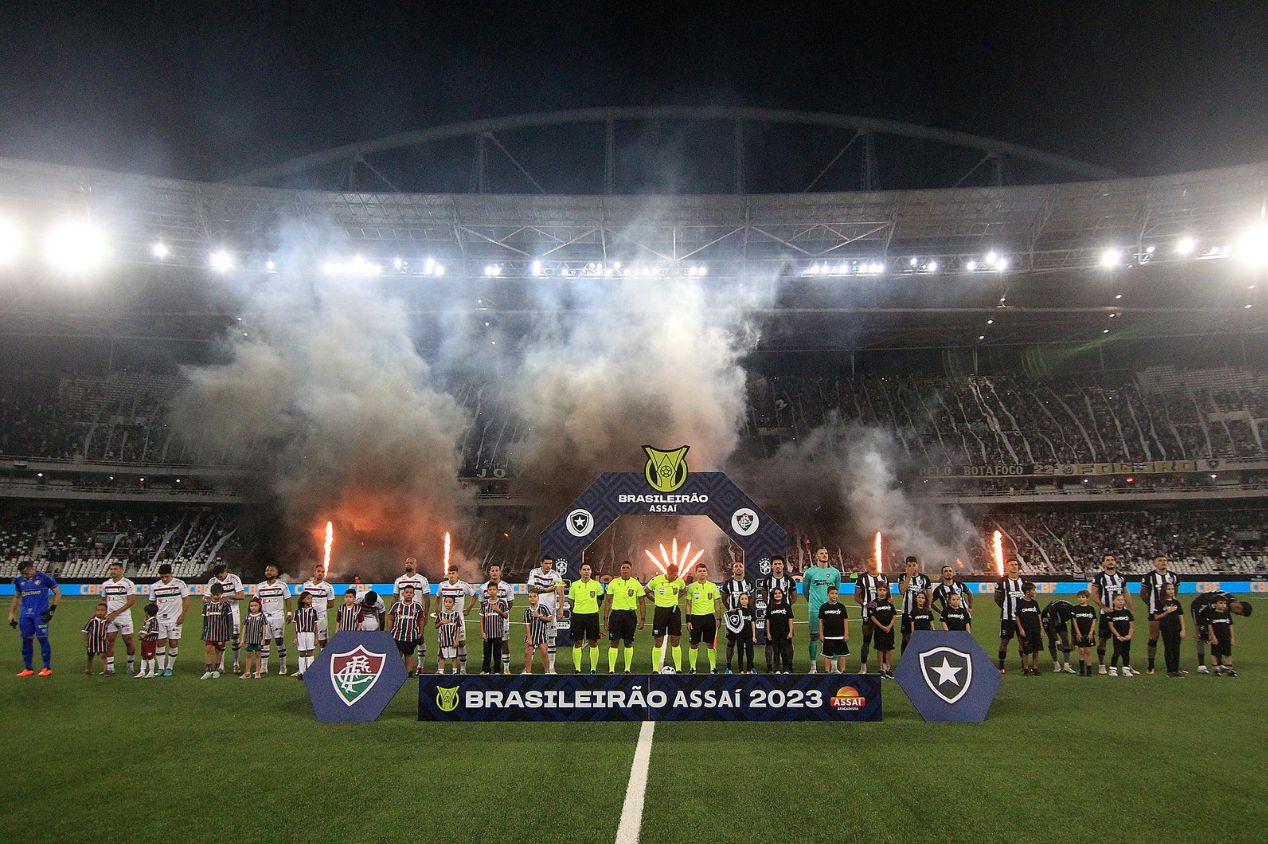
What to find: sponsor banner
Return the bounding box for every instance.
[924,458,1221,478]
[418,673,881,722]
[304,631,408,723]
[895,631,1001,723]
[7,580,1260,597]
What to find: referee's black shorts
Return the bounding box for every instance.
[608,609,637,644]
[652,606,682,638]
[570,612,601,643]
[687,613,716,646]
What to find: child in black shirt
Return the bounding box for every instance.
[1069,591,1098,676]
[940,592,972,632]
[1015,583,1044,676]
[725,593,757,675]
[1154,583,1186,677]
[1208,595,1237,677]
[909,592,934,634]
[764,587,794,674]
[869,592,897,679]
[1106,593,1135,677]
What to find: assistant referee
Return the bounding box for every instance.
[604,561,645,674]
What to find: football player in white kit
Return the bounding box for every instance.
[527,555,564,673]
[437,568,476,674]
[208,563,246,673]
[393,557,431,675]
[479,563,514,674]
[101,561,137,676]
[299,565,336,672]
[147,563,189,677]
[255,564,291,675]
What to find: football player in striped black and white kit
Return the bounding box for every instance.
[931,565,972,616]
[1090,555,1130,674]
[1140,554,1180,674]
[854,569,888,674]
[993,558,1026,674]
[757,556,796,672]
[527,556,564,673]
[898,556,932,654]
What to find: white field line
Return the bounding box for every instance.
[615,720,656,844]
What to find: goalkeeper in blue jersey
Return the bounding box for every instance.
[802,547,841,673]
[9,561,62,677]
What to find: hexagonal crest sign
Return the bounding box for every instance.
[305,631,408,723]
[895,631,1001,722]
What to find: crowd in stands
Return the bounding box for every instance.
[2,366,1266,473]
[0,507,238,580]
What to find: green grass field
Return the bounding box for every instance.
[4,596,1267,843]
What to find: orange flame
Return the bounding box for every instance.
[443,531,452,572]
[992,530,1004,577]
[873,531,882,575]
[644,538,705,576]
[322,520,333,573]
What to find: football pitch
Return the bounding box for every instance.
[4,596,1267,844]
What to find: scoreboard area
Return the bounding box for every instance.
[5,595,1266,843]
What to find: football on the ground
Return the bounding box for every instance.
[660,666,676,674]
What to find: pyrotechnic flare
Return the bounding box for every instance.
[644,538,705,576]
[443,531,451,572]
[323,520,333,574]
[993,530,1004,577]
[874,531,882,574]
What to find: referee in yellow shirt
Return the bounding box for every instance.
[603,561,645,673]
[567,563,604,673]
[645,563,687,672]
[685,562,722,674]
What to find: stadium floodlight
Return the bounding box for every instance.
[1100,248,1123,268]
[995,256,1010,271]
[926,260,939,272]
[45,220,110,274]
[265,259,276,272]
[978,334,985,341]
[966,260,978,271]
[1236,223,1267,267]
[984,250,999,267]
[0,218,20,264]
[531,259,544,277]
[909,257,919,267]
[209,248,235,274]
[1175,236,1197,255]
[483,264,502,278]
[151,241,170,259]
[986,319,994,325]
[393,257,404,271]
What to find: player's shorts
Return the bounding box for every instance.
[230,605,241,636]
[608,609,637,644]
[18,615,49,638]
[543,614,558,644]
[687,614,717,646]
[570,612,601,642]
[873,629,895,651]
[245,644,261,653]
[264,611,285,639]
[652,606,682,638]
[1075,635,1095,648]
[441,646,457,660]
[316,614,329,640]
[141,640,157,658]
[754,622,768,648]
[296,631,316,651]
[999,619,1016,640]
[106,614,134,635]
[203,637,226,648]
[395,639,417,656]
[1045,622,1070,643]
[1147,611,1160,622]
[1211,639,1232,658]
[1020,632,1043,654]
[1098,615,1113,640]
[900,615,914,634]
[822,637,849,657]
[157,619,182,640]
[807,602,824,636]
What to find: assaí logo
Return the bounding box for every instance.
[830,685,866,711]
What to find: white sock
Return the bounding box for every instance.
[106,656,115,672]
[260,649,269,672]
[167,648,178,670]
[156,648,167,670]
[126,655,135,672]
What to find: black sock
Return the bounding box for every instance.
[1147,640,1157,668]
[998,650,1006,668]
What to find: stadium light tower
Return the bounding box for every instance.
[45,220,110,274]
[1175,236,1197,256]
[209,248,235,274]
[1237,222,1267,268]
[1100,248,1123,269]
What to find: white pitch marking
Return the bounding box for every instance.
[615,720,656,844]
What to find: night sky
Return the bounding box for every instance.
[0,1,1265,184]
